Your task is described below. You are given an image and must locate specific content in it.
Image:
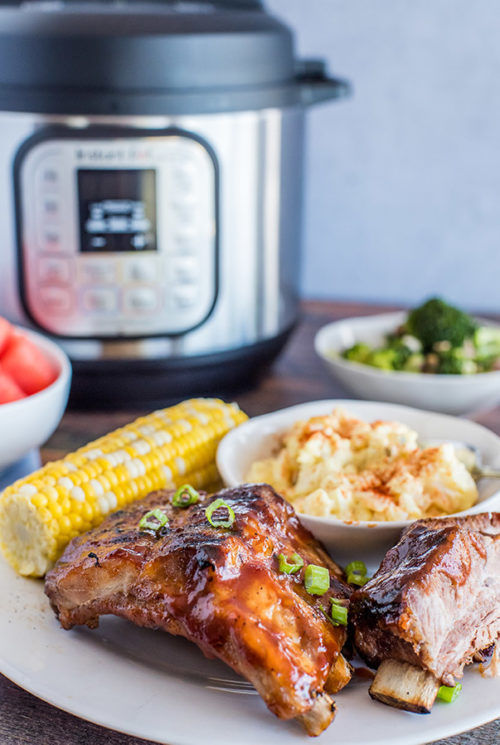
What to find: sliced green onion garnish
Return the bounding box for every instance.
[437,683,462,703]
[172,484,200,508]
[278,553,304,575]
[345,560,369,586]
[139,508,168,533]
[205,498,235,529]
[345,560,367,577]
[304,564,330,595]
[347,572,369,586]
[330,598,348,626]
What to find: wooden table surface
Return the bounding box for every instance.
[1,300,499,745]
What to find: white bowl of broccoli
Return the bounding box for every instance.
[315,299,500,415]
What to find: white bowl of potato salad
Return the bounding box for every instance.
[217,400,500,559]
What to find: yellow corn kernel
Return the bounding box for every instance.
[0,398,247,577]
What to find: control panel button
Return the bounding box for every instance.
[123,259,158,283]
[125,287,158,313]
[170,256,199,284]
[172,233,199,256]
[171,162,198,200]
[40,195,60,219]
[81,261,116,284]
[82,288,118,313]
[36,162,60,193]
[171,285,198,310]
[171,202,197,228]
[39,286,72,314]
[38,226,61,251]
[37,256,71,284]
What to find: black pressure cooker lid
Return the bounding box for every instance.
[0,0,349,115]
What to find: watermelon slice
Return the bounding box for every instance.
[0,316,13,356]
[1,333,57,395]
[0,367,26,404]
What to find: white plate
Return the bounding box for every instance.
[315,311,500,415]
[217,399,500,559]
[1,547,499,745]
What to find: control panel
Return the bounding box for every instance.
[15,129,218,338]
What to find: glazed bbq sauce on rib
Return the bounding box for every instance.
[351,522,457,624]
[140,485,351,702]
[352,520,483,622]
[45,483,351,722]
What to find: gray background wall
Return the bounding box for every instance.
[267,0,500,311]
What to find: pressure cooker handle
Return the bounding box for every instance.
[295,59,351,107]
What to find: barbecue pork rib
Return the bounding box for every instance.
[45,484,351,736]
[350,513,500,687]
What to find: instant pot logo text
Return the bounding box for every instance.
[76,147,154,162]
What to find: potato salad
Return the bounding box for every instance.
[246,409,478,521]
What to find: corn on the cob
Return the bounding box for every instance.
[0,398,247,577]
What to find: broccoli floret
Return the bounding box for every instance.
[438,349,478,375]
[385,334,423,370]
[406,298,477,350]
[474,326,500,368]
[384,339,410,370]
[342,342,373,364]
[366,348,398,371]
[402,353,425,372]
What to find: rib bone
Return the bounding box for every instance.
[369,659,439,714]
[297,692,336,737]
[325,653,354,694]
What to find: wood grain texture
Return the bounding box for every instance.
[1,300,499,744]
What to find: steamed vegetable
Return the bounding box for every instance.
[343,342,372,364]
[341,298,499,375]
[474,326,500,367]
[406,298,477,349]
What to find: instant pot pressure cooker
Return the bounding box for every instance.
[0,0,349,406]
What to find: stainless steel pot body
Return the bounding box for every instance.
[0,107,304,364]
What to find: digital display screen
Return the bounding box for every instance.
[78,169,157,252]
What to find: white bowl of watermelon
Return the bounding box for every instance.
[0,318,71,471]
